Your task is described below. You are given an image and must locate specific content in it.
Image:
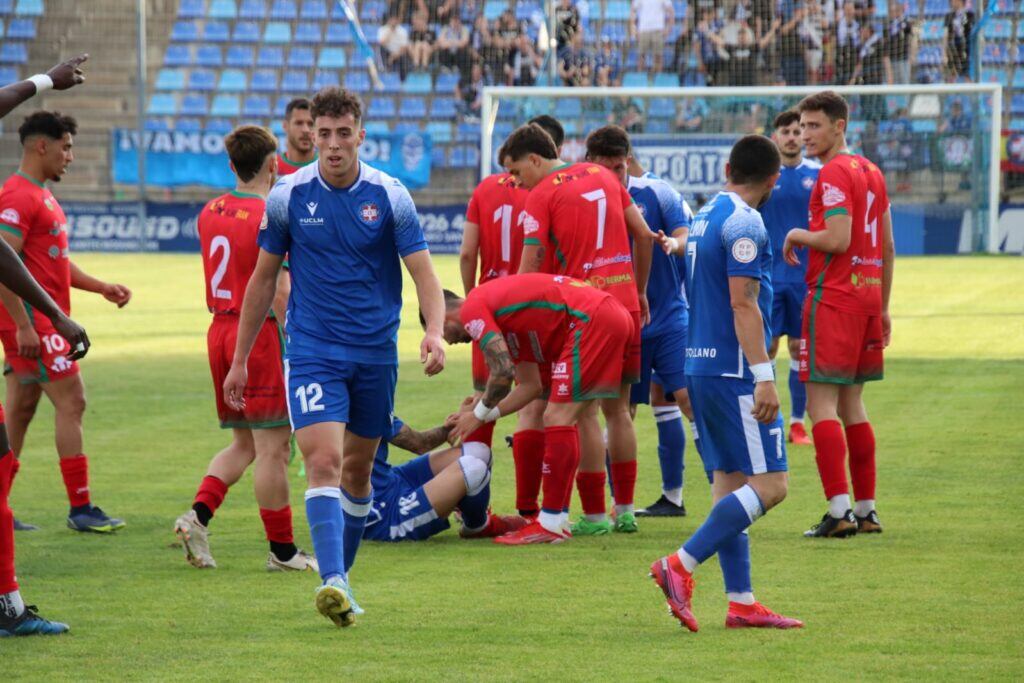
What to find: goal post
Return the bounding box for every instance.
[481,83,1003,254]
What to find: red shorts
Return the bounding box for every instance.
[208,315,289,429]
[548,299,634,403]
[0,323,80,384]
[471,342,488,392]
[623,309,641,385]
[799,298,884,385]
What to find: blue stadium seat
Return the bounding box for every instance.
[368,96,396,118]
[233,21,260,42]
[993,0,1016,14]
[984,19,1012,40]
[646,119,670,134]
[274,96,291,116]
[203,21,231,42]
[195,44,223,66]
[301,0,327,19]
[225,46,254,67]
[295,22,322,43]
[456,122,479,142]
[400,97,427,119]
[318,47,346,68]
[6,17,34,39]
[379,71,402,93]
[164,45,191,66]
[270,120,285,136]
[189,69,217,91]
[0,66,18,86]
[1014,70,1024,88]
[516,2,539,21]
[403,71,432,93]
[1017,47,1024,65]
[364,121,390,135]
[218,68,248,91]
[981,67,1010,87]
[361,24,380,43]
[0,42,26,63]
[270,0,297,19]
[326,22,353,44]
[251,69,279,91]
[622,71,649,87]
[312,70,340,89]
[653,72,677,88]
[922,0,946,16]
[910,119,937,133]
[555,98,582,118]
[146,118,170,131]
[982,43,1009,65]
[243,95,271,117]
[171,20,200,41]
[919,20,943,42]
[175,117,203,131]
[484,1,506,20]
[147,93,178,115]
[1013,95,1024,115]
[426,121,452,144]
[14,0,42,16]
[207,118,234,133]
[211,94,241,117]
[649,97,674,118]
[181,94,209,116]
[431,97,457,119]
[431,145,446,167]
[394,122,419,135]
[238,0,266,18]
[873,1,887,17]
[451,146,480,168]
[178,0,206,18]
[289,47,315,68]
[1017,22,1024,39]
[264,21,291,43]
[155,68,186,91]
[257,46,283,66]
[436,71,459,92]
[209,0,237,19]
[605,0,630,20]
[493,122,513,141]
[282,69,309,92]
[360,0,386,22]
[1011,117,1024,131]
[0,0,13,13]
[344,70,371,92]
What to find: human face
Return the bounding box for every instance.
[800,109,844,160]
[589,154,629,186]
[283,107,314,155]
[504,154,548,189]
[757,172,781,208]
[41,133,74,182]
[442,306,471,344]
[315,113,365,185]
[772,121,803,162]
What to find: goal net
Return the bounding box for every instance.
[481,84,1003,253]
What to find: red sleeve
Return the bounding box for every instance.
[0,191,38,239]
[460,291,502,351]
[873,168,890,213]
[618,181,632,209]
[818,161,855,220]
[466,182,483,224]
[521,186,551,253]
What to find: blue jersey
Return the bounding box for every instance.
[629,174,692,339]
[685,191,773,380]
[371,415,405,493]
[260,161,428,364]
[758,158,819,285]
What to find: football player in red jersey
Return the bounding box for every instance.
[0,111,130,535]
[783,91,895,538]
[173,125,314,572]
[277,98,317,176]
[502,123,654,540]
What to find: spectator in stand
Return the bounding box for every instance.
[416,0,454,23]
[456,61,487,121]
[631,0,675,76]
[884,1,915,84]
[939,99,973,133]
[850,22,885,119]
[834,1,860,85]
[491,11,521,78]
[610,97,645,133]
[672,20,693,83]
[776,0,807,86]
[595,35,624,87]
[943,0,973,81]
[379,14,412,81]
[695,7,727,86]
[555,0,581,55]
[721,14,759,85]
[559,30,594,87]
[473,14,499,77]
[751,0,776,80]
[505,33,543,86]
[388,0,414,23]
[438,14,473,76]
[409,11,437,71]
[801,0,826,83]
[675,97,709,131]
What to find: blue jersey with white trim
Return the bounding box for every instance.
[629,174,693,339]
[685,191,773,379]
[371,415,405,492]
[758,158,819,285]
[260,161,428,364]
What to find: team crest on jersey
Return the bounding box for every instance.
[305,202,318,216]
[557,383,569,396]
[359,202,381,225]
[821,183,846,207]
[0,208,19,225]
[802,176,815,190]
[731,238,758,264]
[466,318,486,340]
[522,213,539,235]
[636,202,647,217]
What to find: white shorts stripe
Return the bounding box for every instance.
[737,394,767,475]
[389,509,439,539]
[283,358,295,430]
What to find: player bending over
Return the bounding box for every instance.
[174,125,315,573]
[784,91,894,538]
[649,135,803,632]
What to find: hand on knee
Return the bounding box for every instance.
[458,454,491,496]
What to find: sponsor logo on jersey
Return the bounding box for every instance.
[466,318,486,340]
[821,183,846,207]
[591,253,632,269]
[47,245,60,260]
[851,255,883,267]
[359,201,381,225]
[686,347,718,358]
[522,212,539,235]
[586,273,633,288]
[0,208,19,225]
[552,362,567,375]
[305,202,318,216]
[850,272,882,288]
[731,237,758,263]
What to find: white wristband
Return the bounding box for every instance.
[665,236,679,253]
[750,362,775,383]
[28,74,53,93]
[473,400,500,423]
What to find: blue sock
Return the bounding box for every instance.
[340,487,372,574]
[459,482,490,531]
[654,406,685,492]
[682,485,764,564]
[305,487,345,583]
[717,530,752,594]
[789,361,806,421]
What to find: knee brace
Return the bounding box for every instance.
[461,441,492,468]
[458,455,491,497]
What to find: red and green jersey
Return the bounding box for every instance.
[0,172,71,331]
[465,172,528,284]
[806,152,889,315]
[521,162,639,312]
[276,152,316,176]
[460,273,613,364]
[198,190,267,315]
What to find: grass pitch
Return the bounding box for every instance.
[3,254,1023,681]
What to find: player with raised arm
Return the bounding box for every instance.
[173,125,315,572]
[440,275,635,545]
[277,97,317,176]
[0,110,131,535]
[649,135,803,632]
[222,88,446,628]
[587,129,694,522]
[784,91,894,538]
[0,54,92,637]
[761,110,820,446]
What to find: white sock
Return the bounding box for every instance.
[688,421,699,443]
[614,503,634,516]
[584,513,607,523]
[0,590,25,618]
[663,487,683,507]
[790,415,804,426]
[854,499,876,517]
[538,510,562,534]
[828,494,851,518]
[727,591,755,605]
[676,548,699,573]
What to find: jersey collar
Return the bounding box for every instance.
[315,160,364,193]
[229,190,264,200]
[15,171,45,189]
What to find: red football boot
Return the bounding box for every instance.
[788,422,812,445]
[726,601,804,629]
[649,554,698,632]
[492,520,566,545]
[460,513,530,539]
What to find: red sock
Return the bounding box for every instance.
[609,460,638,507]
[576,471,607,515]
[512,430,545,514]
[259,506,294,544]
[845,421,876,502]
[560,433,582,511]
[464,421,495,448]
[59,454,91,509]
[193,475,229,515]
[811,420,849,499]
[540,426,579,513]
[0,452,16,593]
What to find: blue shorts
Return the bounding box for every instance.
[284,356,396,437]
[363,454,451,542]
[686,375,788,477]
[631,329,688,405]
[771,282,807,339]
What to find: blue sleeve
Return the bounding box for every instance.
[386,181,428,257]
[721,209,768,279]
[258,181,291,256]
[655,183,688,232]
[390,415,405,440]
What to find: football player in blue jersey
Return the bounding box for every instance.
[760,110,821,445]
[223,88,446,628]
[649,135,803,632]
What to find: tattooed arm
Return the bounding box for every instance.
[480,334,516,407]
[517,242,545,273]
[389,423,452,454]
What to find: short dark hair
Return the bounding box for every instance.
[528,115,564,149]
[797,90,849,123]
[419,289,462,327]
[773,109,801,130]
[498,124,558,165]
[224,125,279,183]
[727,135,781,185]
[310,87,363,123]
[18,110,77,145]
[585,125,631,159]
[284,97,311,120]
